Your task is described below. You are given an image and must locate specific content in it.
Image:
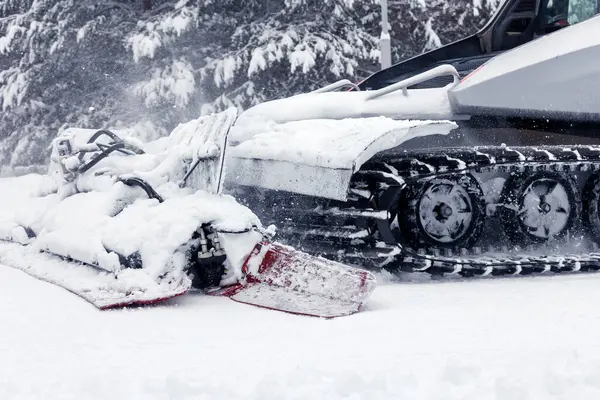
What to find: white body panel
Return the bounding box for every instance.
[450,15,600,120]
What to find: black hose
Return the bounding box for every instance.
[78,143,125,173]
[76,130,257,230]
[210,224,266,235]
[80,129,145,161]
[118,177,164,203]
[87,129,123,145]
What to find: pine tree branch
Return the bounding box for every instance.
[147,2,180,16]
[90,2,136,17]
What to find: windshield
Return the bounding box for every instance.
[542,0,598,31]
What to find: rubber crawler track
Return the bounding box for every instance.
[272,144,600,278]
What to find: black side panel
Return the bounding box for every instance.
[362,51,498,91]
[358,36,485,91]
[491,0,539,50]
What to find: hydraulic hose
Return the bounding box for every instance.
[78,143,125,173]
[118,177,164,203]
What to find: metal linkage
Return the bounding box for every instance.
[190,225,228,289]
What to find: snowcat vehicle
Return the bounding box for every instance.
[221,9,600,279]
[1,0,597,314]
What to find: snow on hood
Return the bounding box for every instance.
[230,86,454,143]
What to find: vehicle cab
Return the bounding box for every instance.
[360,0,600,90]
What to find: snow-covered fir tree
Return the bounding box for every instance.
[0,0,498,167]
[0,1,153,165]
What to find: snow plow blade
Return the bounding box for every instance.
[212,241,376,318]
[225,117,456,201]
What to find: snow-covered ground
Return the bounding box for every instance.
[4,266,600,399]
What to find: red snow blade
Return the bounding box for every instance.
[215,241,376,318]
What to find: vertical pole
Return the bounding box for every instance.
[380,0,392,69]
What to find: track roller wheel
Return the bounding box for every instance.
[398,174,485,249]
[582,174,600,243]
[499,171,580,245]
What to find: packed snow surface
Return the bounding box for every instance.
[4,268,600,399]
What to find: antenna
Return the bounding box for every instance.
[380,0,392,69]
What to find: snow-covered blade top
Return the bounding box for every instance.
[225,117,456,201]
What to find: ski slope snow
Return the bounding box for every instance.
[3,266,600,399]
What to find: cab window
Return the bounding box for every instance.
[542,0,598,33]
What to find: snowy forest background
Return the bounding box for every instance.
[0,0,499,167]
